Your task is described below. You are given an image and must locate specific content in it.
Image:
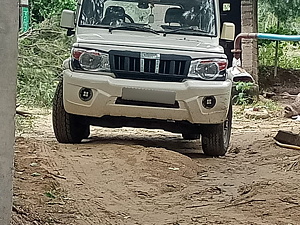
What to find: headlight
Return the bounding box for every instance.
[71,48,110,72]
[188,59,228,80]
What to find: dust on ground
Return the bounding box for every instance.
[12,68,300,225]
[12,107,300,225]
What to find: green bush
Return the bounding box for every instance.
[18,19,72,107]
[18,0,76,107]
[232,82,256,105]
[259,41,300,69]
[258,0,300,70]
[257,26,300,69]
[30,0,76,22]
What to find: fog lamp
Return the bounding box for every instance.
[79,88,93,101]
[202,96,216,109]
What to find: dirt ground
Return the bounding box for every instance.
[259,66,300,95]
[11,106,300,225]
[12,68,300,225]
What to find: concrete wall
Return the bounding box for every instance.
[0,1,18,224]
[241,0,258,81]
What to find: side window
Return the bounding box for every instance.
[80,0,104,25]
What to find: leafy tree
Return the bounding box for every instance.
[258,0,300,74]
[262,0,300,23]
[18,19,73,107]
[30,0,77,22]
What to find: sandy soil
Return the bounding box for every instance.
[12,106,300,225]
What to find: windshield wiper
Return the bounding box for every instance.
[163,26,210,36]
[109,24,160,35]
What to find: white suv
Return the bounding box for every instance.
[53,0,235,156]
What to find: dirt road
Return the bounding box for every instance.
[12,107,300,225]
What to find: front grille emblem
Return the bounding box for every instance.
[140,52,160,73]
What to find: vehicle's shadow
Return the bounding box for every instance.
[82,132,208,158]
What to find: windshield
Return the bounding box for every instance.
[79,0,217,36]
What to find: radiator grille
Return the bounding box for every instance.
[110,50,191,82]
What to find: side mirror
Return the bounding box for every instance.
[60,10,75,29]
[221,22,235,41]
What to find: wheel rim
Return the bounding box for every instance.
[223,119,229,145]
[223,108,232,146]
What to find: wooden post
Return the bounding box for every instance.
[0,1,18,224]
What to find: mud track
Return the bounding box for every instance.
[12,107,300,225]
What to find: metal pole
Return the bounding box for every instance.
[274,19,280,77]
[0,0,18,224]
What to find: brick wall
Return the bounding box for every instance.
[241,0,258,81]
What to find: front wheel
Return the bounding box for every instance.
[52,81,90,143]
[201,105,232,156]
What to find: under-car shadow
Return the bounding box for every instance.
[82,130,209,158]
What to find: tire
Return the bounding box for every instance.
[52,81,90,143]
[201,105,232,156]
[182,133,200,140]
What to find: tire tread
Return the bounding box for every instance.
[52,81,89,143]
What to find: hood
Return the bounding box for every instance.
[75,27,225,58]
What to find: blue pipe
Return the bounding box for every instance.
[257,33,300,41]
[232,33,300,62]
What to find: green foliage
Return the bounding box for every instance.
[233,82,256,105]
[258,0,300,69]
[259,0,300,24]
[259,42,300,69]
[30,0,76,22]
[18,19,72,108]
[252,99,280,112]
[18,0,76,107]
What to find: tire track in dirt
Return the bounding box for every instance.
[14,110,300,224]
[50,139,200,225]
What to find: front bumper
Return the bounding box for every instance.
[63,70,232,124]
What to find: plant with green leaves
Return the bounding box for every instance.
[18,19,73,108]
[30,0,76,22]
[259,41,300,69]
[252,99,280,112]
[260,0,300,24]
[258,0,300,72]
[233,82,256,105]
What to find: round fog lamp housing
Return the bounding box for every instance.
[202,96,216,109]
[79,88,93,101]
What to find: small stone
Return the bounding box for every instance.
[228,147,241,154]
[244,109,269,119]
[30,162,39,167]
[31,172,41,177]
